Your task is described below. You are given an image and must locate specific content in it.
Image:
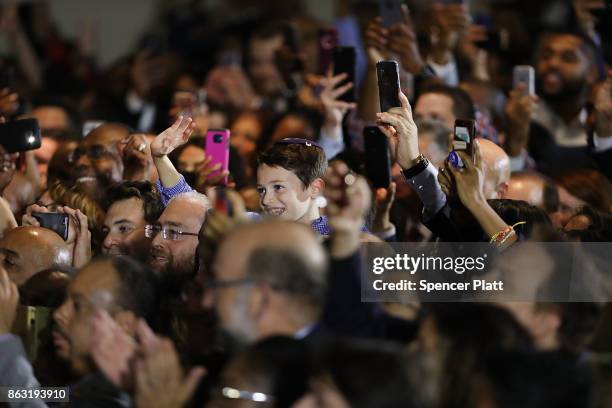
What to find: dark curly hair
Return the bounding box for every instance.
[105,181,164,224]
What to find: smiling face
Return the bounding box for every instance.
[536,34,596,102]
[256,164,319,222]
[102,197,150,261]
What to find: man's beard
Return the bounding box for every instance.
[152,252,196,299]
[537,71,588,104]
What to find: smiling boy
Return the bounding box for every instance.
[256,138,330,234]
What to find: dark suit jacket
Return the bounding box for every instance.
[320,251,417,344]
[527,122,612,179]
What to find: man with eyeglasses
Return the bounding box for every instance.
[148,191,210,296]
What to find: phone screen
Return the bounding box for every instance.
[377,61,401,112]
[333,47,356,102]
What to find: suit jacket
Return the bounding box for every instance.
[527,122,612,179]
[0,334,131,408]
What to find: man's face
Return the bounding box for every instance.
[0,228,65,286]
[149,198,205,279]
[552,186,586,229]
[74,126,127,199]
[257,164,315,222]
[415,93,456,130]
[102,197,150,261]
[248,35,285,97]
[536,35,595,101]
[208,233,258,344]
[52,261,120,371]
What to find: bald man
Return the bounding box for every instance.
[479,139,511,200]
[202,220,328,344]
[0,226,71,286]
[72,123,130,201]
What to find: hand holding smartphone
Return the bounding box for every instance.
[31,212,69,241]
[449,119,476,168]
[513,66,535,97]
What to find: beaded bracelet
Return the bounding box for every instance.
[489,221,526,244]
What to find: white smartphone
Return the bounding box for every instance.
[513,65,535,97]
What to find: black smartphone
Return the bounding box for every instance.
[0,119,41,153]
[364,126,392,189]
[318,28,338,74]
[333,46,356,102]
[376,60,401,112]
[451,119,476,167]
[379,0,404,27]
[32,212,69,241]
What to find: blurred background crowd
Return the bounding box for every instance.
[0,0,611,407]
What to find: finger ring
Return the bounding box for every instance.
[137,143,146,152]
[343,173,356,187]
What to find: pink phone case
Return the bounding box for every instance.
[205,129,230,185]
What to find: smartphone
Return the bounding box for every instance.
[333,47,356,102]
[379,0,404,27]
[318,28,338,74]
[451,119,476,167]
[0,119,41,153]
[513,65,535,97]
[363,126,392,189]
[205,129,230,186]
[376,60,401,112]
[32,212,69,241]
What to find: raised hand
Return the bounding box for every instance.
[320,71,358,128]
[59,206,91,268]
[364,16,390,65]
[135,329,205,408]
[121,133,152,181]
[387,7,426,76]
[447,139,486,210]
[0,265,18,335]
[504,85,538,156]
[91,309,137,389]
[375,91,420,169]
[372,182,396,233]
[150,116,196,158]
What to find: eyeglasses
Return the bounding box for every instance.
[144,224,199,241]
[70,145,114,163]
[219,386,274,403]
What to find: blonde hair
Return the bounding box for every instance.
[47,180,105,231]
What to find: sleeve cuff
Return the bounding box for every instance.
[405,163,447,220]
[156,175,194,207]
[593,133,612,152]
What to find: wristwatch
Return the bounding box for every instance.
[401,154,430,180]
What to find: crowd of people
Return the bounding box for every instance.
[0,0,611,407]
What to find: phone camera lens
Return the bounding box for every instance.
[213,134,223,143]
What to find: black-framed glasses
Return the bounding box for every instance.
[144,224,199,241]
[70,144,114,163]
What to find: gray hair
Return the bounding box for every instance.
[246,247,328,312]
[168,191,211,212]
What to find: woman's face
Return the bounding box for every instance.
[230,113,263,160]
[178,145,206,173]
